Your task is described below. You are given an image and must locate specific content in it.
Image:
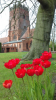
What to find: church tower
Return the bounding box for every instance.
[8,4,30,41]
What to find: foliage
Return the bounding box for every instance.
[49,42,56,51]
[0,42,2,53]
[49,43,53,51]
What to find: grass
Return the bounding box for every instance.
[0,52,56,100]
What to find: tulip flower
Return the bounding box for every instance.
[24,64,31,68]
[15,68,26,78]
[4,62,9,69]
[4,59,16,69]
[20,64,25,69]
[33,65,39,70]
[15,58,21,65]
[33,58,41,65]
[48,52,52,59]
[20,64,31,69]
[27,69,35,76]
[3,80,13,89]
[41,60,51,68]
[41,51,52,61]
[35,66,44,76]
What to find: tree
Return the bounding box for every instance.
[23,0,56,60]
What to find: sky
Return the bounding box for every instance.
[0,8,9,38]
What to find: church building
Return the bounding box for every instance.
[1,4,34,52]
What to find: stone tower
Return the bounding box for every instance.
[8,4,30,41]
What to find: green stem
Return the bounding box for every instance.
[9,88,13,99]
[44,68,49,100]
[11,69,21,99]
[22,78,29,100]
[37,76,42,100]
[26,75,34,100]
[15,67,17,70]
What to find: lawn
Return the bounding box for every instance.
[0,52,56,100]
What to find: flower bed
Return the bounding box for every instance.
[3,51,55,100]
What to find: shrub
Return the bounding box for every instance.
[0,42,2,53]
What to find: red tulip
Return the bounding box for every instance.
[33,58,41,65]
[15,68,26,78]
[41,60,51,68]
[33,65,39,70]
[27,69,35,76]
[40,56,45,61]
[4,58,21,69]
[24,64,31,68]
[48,52,52,59]
[3,80,13,89]
[20,64,25,69]
[35,66,44,76]
[11,59,16,67]
[41,51,52,61]
[15,58,21,65]
[4,59,16,69]
[4,62,9,69]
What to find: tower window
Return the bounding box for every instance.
[30,41,32,47]
[13,35,16,40]
[14,26,15,29]
[26,43,28,49]
[19,44,21,48]
[24,26,26,29]
[23,14,25,19]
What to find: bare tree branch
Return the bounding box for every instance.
[0,0,14,14]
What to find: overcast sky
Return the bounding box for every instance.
[0,8,9,38]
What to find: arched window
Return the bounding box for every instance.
[19,44,21,48]
[24,26,26,29]
[13,35,16,40]
[26,43,28,49]
[23,14,25,19]
[30,41,32,47]
[14,26,15,29]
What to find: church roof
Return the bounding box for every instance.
[21,28,34,39]
[3,39,25,44]
[0,37,8,44]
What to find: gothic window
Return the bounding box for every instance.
[13,35,16,40]
[14,26,15,30]
[12,31,15,34]
[26,43,28,49]
[30,41,32,47]
[30,33,32,36]
[19,44,21,48]
[24,26,26,29]
[26,16,29,20]
[23,14,25,19]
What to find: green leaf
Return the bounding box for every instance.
[13,96,18,100]
[31,88,37,100]
[48,83,55,100]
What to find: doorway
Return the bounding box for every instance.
[26,43,28,50]
[7,48,10,52]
